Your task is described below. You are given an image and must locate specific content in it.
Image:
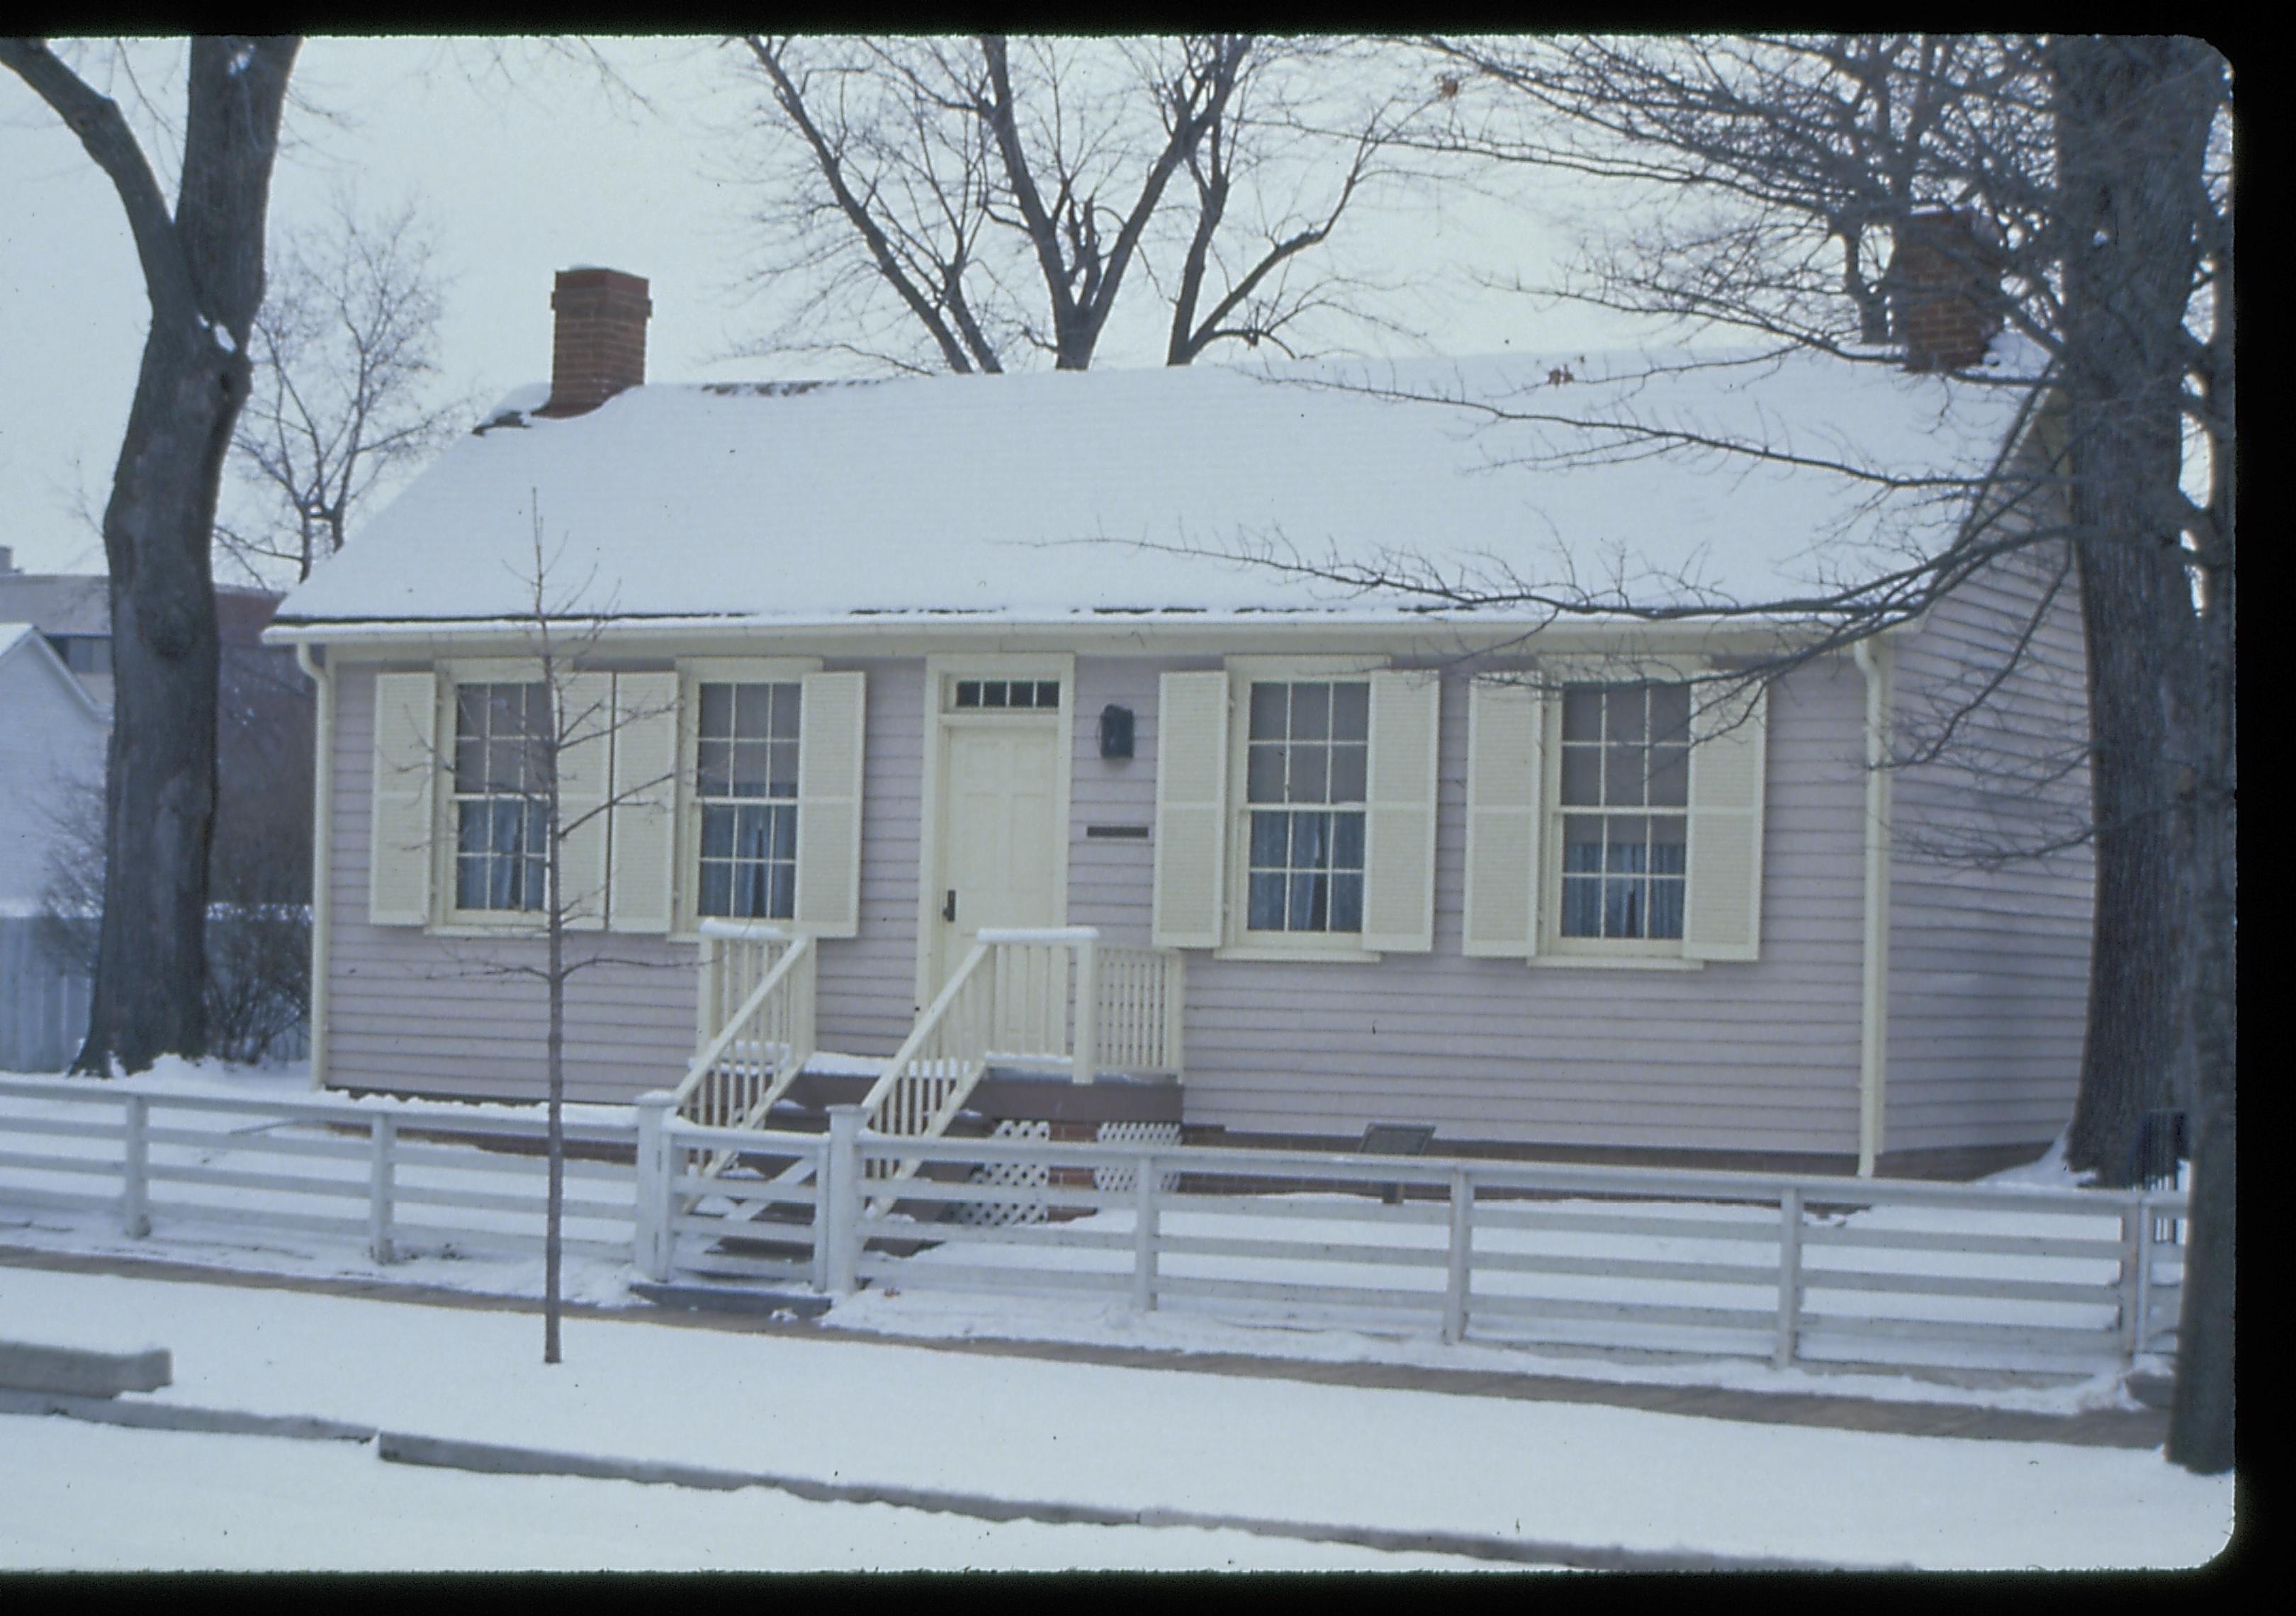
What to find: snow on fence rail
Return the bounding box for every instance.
[0,1078,2185,1378]
[0,1077,638,1265]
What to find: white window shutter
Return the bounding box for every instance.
[794,670,866,936]
[368,671,438,926]
[607,672,680,933]
[1682,677,1768,961]
[1151,671,1229,949]
[1462,678,1543,958]
[554,671,615,931]
[1361,670,1440,953]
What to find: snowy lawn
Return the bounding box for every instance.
[0,1264,2232,1572]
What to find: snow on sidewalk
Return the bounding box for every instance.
[0,1264,2233,1571]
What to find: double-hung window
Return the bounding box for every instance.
[1557,683,1691,942]
[451,681,551,912]
[1244,680,1370,935]
[693,680,801,920]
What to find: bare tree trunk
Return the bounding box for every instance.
[1,38,300,1074]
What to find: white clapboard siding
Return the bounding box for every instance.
[1359,670,1440,953]
[368,671,438,926]
[555,671,615,930]
[1682,676,1768,962]
[1152,671,1230,948]
[607,671,680,933]
[1462,678,1544,958]
[794,671,866,936]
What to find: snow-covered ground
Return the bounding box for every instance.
[0,1059,2232,1571]
[0,1264,2232,1572]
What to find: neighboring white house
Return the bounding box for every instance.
[266,258,2093,1179]
[0,617,107,1070]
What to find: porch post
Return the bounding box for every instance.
[826,1104,866,1295]
[1072,933,1099,1085]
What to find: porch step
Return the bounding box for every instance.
[627,1281,831,1320]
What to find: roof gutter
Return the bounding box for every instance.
[295,641,334,1093]
[1853,636,1894,1177]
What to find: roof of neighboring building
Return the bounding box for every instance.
[0,574,281,642]
[0,622,106,723]
[274,342,2043,632]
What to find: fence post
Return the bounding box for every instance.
[369,1114,398,1265]
[1072,934,1099,1087]
[121,1092,150,1238]
[826,1104,865,1296]
[1774,1186,1803,1368]
[2131,1194,2157,1362]
[1132,1152,1161,1313]
[634,1091,676,1283]
[2117,1202,2144,1362]
[1443,1167,1473,1345]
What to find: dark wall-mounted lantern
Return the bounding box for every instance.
[1098,704,1135,759]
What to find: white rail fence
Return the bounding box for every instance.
[0,1077,2186,1378]
[0,1077,638,1266]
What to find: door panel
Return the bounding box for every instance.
[935,720,1064,990]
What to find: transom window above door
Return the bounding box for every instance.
[1244,679,1370,933]
[950,678,1061,712]
[694,680,801,919]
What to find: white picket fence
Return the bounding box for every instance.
[0,1077,638,1265]
[0,1077,2188,1378]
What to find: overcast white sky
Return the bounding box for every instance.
[1,36,1668,579]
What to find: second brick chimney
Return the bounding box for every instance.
[538,266,651,417]
[1886,211,2001,373]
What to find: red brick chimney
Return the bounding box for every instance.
[537,267,651,417]
[1886,211,2001,372]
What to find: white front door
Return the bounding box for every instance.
[933,717,1065,992]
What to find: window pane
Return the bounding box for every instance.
[1247,744,1285,805]
[1288,744,1327,805]
[767,862,797,919]
[699,683,732,737]
[1606,819,1649,875]
[981,681,1008,708]
[1606,743,1646,806]
[733,685,772,739]
[697,740,731,798]
[1562,688,1603,742]
[767,740,800,798]
[1332,811,1365,871]
[1329,743,1367,804]
[733,860,767,919]
[955,680,980,709]
[1037,682,1061,708]
[770,804,798,860]
[456,855,487,911]
[1289,870,1325,931]
[1249,810,1287,868]
[1560,877,1602,937]
[701,805,733,858]
[1650,815,1688,872]
[1648,877,1685,939]
[699,863,732,917]
[1651,684,1692,744]
[1562,817,1604,874]
[1604,876,1643,938]
[457,802,489,855]
[454,737,485,795]
[770,685,801,738]
[1291,683,1329,741]
[1007,681,1035,709]
[1559,746,1600,807]
[1290,811,1329,871]
[457,686,488,739]
[1648,744,1689,808]
[1248,872,1287,930]
[1332,682,1369,742]
[1249,683,1287,741]
[1606,685,1645,744]
[1329,872,1363,933]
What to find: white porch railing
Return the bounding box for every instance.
[673,922,817,1140]
[854,928,1183,1197]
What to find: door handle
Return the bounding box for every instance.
[943,889,957,923]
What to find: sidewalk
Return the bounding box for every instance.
[0,1242,2168,1450]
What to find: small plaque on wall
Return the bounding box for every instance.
[1084,824,1152,841]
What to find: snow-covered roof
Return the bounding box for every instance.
[275,345,2039,632]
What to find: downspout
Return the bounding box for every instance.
[1853,638,1893,1177]
[295,642,334,1092]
